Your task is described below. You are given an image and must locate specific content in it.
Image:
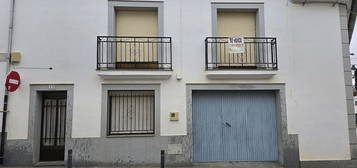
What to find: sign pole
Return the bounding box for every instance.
[0,0,15,164]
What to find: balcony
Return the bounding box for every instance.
[205,37,278,79]
[97,36,172,70]
[96,36,173,79]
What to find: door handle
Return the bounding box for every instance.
[225,122,231,127]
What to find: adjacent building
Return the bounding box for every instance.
[0,0,356,167]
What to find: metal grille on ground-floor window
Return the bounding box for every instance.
[108,90,155,135]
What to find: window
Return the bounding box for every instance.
[115,8,160,69]
[101,1,171,70]
[107,90,155,135]
[216,10,257,68]
[116,8,158,36]
[217,11,256,37]
[212,3,264,37]
[204,3,277,70]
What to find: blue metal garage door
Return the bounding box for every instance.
[192,90,278,162]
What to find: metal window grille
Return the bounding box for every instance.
[108,90,155,135]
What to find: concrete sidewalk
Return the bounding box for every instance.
[0,162,284,168]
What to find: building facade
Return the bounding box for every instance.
[0,0,356,167]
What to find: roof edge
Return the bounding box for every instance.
[289,0,350,5]
[348,0,356,41]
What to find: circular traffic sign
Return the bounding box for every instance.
[5,71,21,92]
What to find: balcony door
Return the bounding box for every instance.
[115,8,159,69]
[217,11,257,68]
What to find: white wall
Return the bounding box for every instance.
[286,3,350,160]
[0,0,10,113]
[0,0,351,161]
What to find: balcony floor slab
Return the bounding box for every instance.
[97,70,173,80]
[206,70,277,79]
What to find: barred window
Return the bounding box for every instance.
[108,90,155,135]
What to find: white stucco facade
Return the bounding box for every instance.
[0,0,354,162]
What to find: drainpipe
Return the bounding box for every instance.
[1,0,15,164]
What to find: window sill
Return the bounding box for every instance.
[106,134,156,138]
[97,70,173,80]
[206,70,277,79]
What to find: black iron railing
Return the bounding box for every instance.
[97,36,172,70]
[205,37,278,70]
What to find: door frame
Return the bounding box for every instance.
[186,84,288,165]
[28,84,74,165]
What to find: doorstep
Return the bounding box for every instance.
[34,161,65,167]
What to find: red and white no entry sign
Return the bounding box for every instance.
[5,71,21,92]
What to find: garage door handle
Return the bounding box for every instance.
[225,122,231,127]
